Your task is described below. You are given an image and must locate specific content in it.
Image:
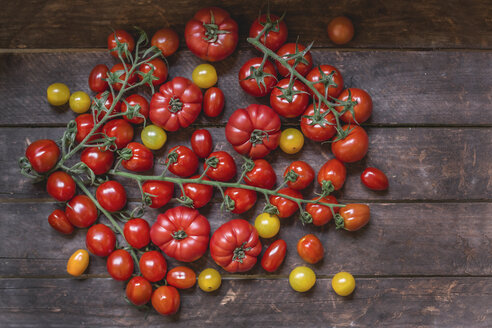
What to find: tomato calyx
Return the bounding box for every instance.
[263,203,279,215]
[166,149,178,165]
[242,60,277,93]
[205,156,219,168]
[18,157,43,180]
[337,89,359,124]
[300,211,313,225]
[177,195,195,208]
[171,229,188,240]
[241,157,256,172]
[334,213,345,229]
[307,65,338,99]
[280,40,314,72]
[168,96,183,113]
[250,129,272,146]
[284,169,300,183]
[321,180,335,195]
[302,102,335,128]
[202,10,231,43]
[117,147,133,160]
[232,242,252,263]
[221,195,236,212]
[258,10,286,36]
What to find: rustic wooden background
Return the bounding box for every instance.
[1,0,491,327]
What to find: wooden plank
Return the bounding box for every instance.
[1,50,491,126]
[1,0,491,49]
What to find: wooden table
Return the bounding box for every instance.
[1,0,491,326]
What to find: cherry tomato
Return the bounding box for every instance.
[96,181,127,212]
[238,57,277,97]
[332,271,356,296]
[121,142,153,172]
[191,129,213,159]
[151,28,179,57]
[141,124,167,150]
[300,104,337,142]
[297,234,324,264]
[224,187,257,214]
[317,158,346,191]
[198,268,221,292]
[102,119,134,149]
[276,43,313,77]
[69,91,91,113]
[327,16,354,45]
[270,79,309,118]
[75,114,99,144]
[46,171,76,202]
[331,125,369,163]
[337,88,373,124]
[47,83,70,106]
[284,161,315,190]
[48,209,74,234]
[182,175,213,208]
[192,63,217,89]
[338,204,370,231]
[67,249,89,276]
[121,94,149,125]
[261,239,287,272]
[204,151,236,182]
[139,250,167,282]
[361,167,389,191]
[166,266,196,289]
[249,14,288,51]
[244,159,276,189]
[138,58,168,86]
[65,195,98,228]
[126,276,152,306]
[279,128,304,154]
[93,92,121,122]
[289,266,316,292]
[254,213,280,238]
[88,64,109,93]
[107,249,134,281]
[305,195,339,226]
[86,224,116,257]
[142,180,174,208]
[123,218,150,249]
[269,187,303,218]
[80,146,114,175]
[110,63,137,91]
[25,139,60,173]
[152,286,180,316]
[203,87,225,117]
[166,145,198,177]
[306,65,344,99]
[107,30,135,59]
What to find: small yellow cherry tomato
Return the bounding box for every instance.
[254,212,280,238]
[192,64,218,89]
[289,266,316,292]
[141,124,167,150]
[279,128,304,154]
[47,82,70,106]
[332,271,355,296]
[67,249,89,277]
[69,91,91,113]
[198,268,221,292]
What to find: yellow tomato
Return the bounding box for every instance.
[332,271,355,296]
[279,128,304,154]
[192,64,218,89]
[254,213,280,238]
[289,266,316,292]
[67,249,89,276]
[198,268,221,292]
[69,91,91,113]
[47,82,70,106]
[141,124,167,150]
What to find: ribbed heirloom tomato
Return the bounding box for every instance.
[244,159,276,189]
[305,195,339,226]
[46,171,76,202]
[269,187,303,218]
[190,129,213,159]
[139,250,167,282]
[88,64,109,93]
[167,266,196,289]
[276,43,313,77]
[261,239,287,272]
[121,142,153,172]
[142,180,174,209]
[337,204,371,231]
[121,94,149,125]
[102,119,134,149]
[317,158,347,191]
[306,65,344,99]
[249,13,288,51]
[331,125,369,163]
[48,209,74,234]
[224,187,257,214]
[152,286,180,316]
[96,181,127,212]
[65,195,98,228]
[123,218,150,249]
[204,151,236,182]
[337,88,373,124]
[284,161,315,190]
[270,79,309,118]
[238,57,277,97]
[107,249,134,281]
[165,145,198,177]
[126,276,152,306]
[80,147,114,175]
[25,139,60,173]
[297,234,324,264]
[300,104,337,142]
[86,224,116,257]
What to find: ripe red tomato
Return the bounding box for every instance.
[126,276,152,306]
[121,142,154,172]
[276,43,313,77]
[93,92,121,122]
[25,139,60,173]
[75,114,101,144]
[88,64,109,93]
[151,28,179,57]
[361,167,389,191]
[123,218,150,249]
[185,7,238,62]
[138,58,168,86]
[269,187,303,218]
[204,151,236,182]
[249,14,288,51]
[166,145,198,177]
[225,104,281,159]
[107,249,134,281]
[80,147,114,175]
[65,195,98,228]
[238,57,277,97]
[331,125,369,163]
[121,94,149,125]
[297,234,324,264]
[102,119,134,149]
[306,65,344,99]
[107,30,135,59]
[203,87,225,117]
[96,181,127,212]
[86,224,116,257]
[48,209,74,234]
[270,79,309,118]
[139,250,167,282]
[337,88,373,124]
[338,204,370,231]
[150,206,211,262]
[327,16,354,45]
[142,180,174,209]
[300,104,337,142]
[210,219,262,272]
[305,195,339,226]
[191,129,213,158]
[317,158,346,191]
[152,286,180,316]
[110,63,137,91]
[224,187,257,214]
[284,161,315,190]
[182,175,213,208]
[244,159,276,189]
[46,171,76,201]
[261,239,287,273]
[166,266,196,289]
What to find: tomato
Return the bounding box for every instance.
[141,124,167,150]
[166,145,198,178]
[297,234,324,264]
[269,187,303,218]
[192,63,217,89]
[138,58,168,86]
[270,79,309,118]
[107,249,134,281]
[204,151,236,182]
[151,28,179,57]
[317,158,346,191]
[276,43,313,77]
[142,180,174,209]
[88,64,109,93]
[279,128,304,154]
[185,7,238,62]
[110,63,137,91]
[332,125,369,163]
[96,181,127,212]
[48,209,74,234]
[225,104,281,159]
[65,195,98,228]
[126,276,152,306]
[254,213,280,238]
[203,87,225,117]
[182,175,213,208]
[25,139,60,173]
[238,57,277,97]
[361,167,389,191]
[300,104,337,142]
[93,92,121,122]
[75,114,98,144]
[305,195,339,226]
[284,161,315,190]
[337,204,370,231]
[139,250,167,282]
[306,65,344,99]
[224,187,257,214]
[149,76,202,131]
[198,268,221,292]
[80,147,114,175]
[261,239,286,272]
[150,206,210,262]
[86,224,116,257]
[152,286,180,316]
[123,218,150,249]
[47,82,70,106]
[337,88,373,124]
[244,159,276,189]
[69,91,91,113]
[46,171,76,201]
[332,271,356,296]
[121,94,149,125]
[102,119,134,149]
[107,30,135,59]
[327,16,354,45]
[167,266,196,289]
[249,14,287,51]
[289,266,316,292]
[191,129,213,159]
[121,142,154,172]
[67,249,89,276]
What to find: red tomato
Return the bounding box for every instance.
[88,64,109,93]
[306,65,344,99]
[337,88,373,124]
[284,161,315,190]
[102,119,134,149]
[244,159,276,189]
[151,28,179,57]
[238,57,277,97]
[166,145,198,177]
[25,139,60,173]
[121,142,154,172]
[121,94,149,125]
[270,79,309,118]
[126,276,152,306]
[361,167,389,191]
[338,204,370,231]
[225,104,281,159]
[123,218,150,249]
[297,234,324,264]
[204,151,236,182]
[185,7,238,61]
[152,286,180,316]
[48,209,74,234]
[182,175,213,208]
[65,195,98,228]
[107,30,135,59]
[46,171,76,201]
[139,250,167,282]
[142,180,174,209]
[96,181,127,212]
[86,224,116,257]
[150,206,211,262]
[191,129,213,158]
[269,187,303,218]
[276,43,313,77]
[261,239,287,272]
[107,249,134,281]
[305,195,339,226]
[166,266,196,289]
[75,114,101,144]
[93,92,121,122]
[224,187,257,214]
[327,16,354,45]
[249,14,288,51]
[300,104,337,142]
[110,63,137,91]
[80,147,114,175]
[331,125,369,163]
[203,87,225,117]
[138,58,168,86]
[317,158,346,191]
[149,77,202,131]
[210,219,262,273]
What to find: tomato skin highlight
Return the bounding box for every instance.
[204,151,237,182]
[107,249,134,281]
[297,234,324,264]
[96,181,127,212]
[151,28,179,57]
[142,180,174,209]
[361,167,389,191]
[65,195,98,228]
[139,250,167,282]
[224,187,257,214]
[317,158,347,191]
[126,276,152,306]
[67,249,89,276]
[121,142,154,172]
[152,286,180,316]
[305,195,339,226]
[238,57,277,97]
[337,88,373,124]
[166,266,196,289]
[166,145,198,178]
[25,139,60,173]
[88,64,109,93]
[261,239,287,272]
[80,147,114,175]
[107,30,135,59]
[331,125,369,163]
[123,218,150,249]
[284,160,315,190]
[86,224,116,257]
[244,159,276,190]
[203,87,225,117]
[327,16,354,45]
[191,129,213,159]
[338,204,371,231]
[269,187,303,218]
[48,209,74,234]
[249,14,288,51]
[46,171,76,202]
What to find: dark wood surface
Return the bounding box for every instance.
[1,0,491,327]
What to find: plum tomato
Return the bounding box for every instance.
[297,234,324,264]
[88,64,109,93]
[139,250,167,282]
[142,180,174,209]
[151,28,179,57]
[203,87,225,117]
[317,158,346,191]
[191,129,213,159]
[337,203,370,231]
[361,167,389,191]
[305,195,339,226]
[46,171,76,202]
[80,146,114,175]
[107,249,134,281]
[284,161,315,190]
[123,218,150,249]
[48,209,74,234]
[204,151,236,182]
[269,187,303,218]
[224,187,257,214]
[166,266,196,289]
[25,139,60,173]
[75,114,100,144]
[261,239,287,272]
[86,224,116,257]
[166,145,198,178]
[182,175,214,209]
[96,181,127,212]
[107,30,135,59]
[126,276,152,306]
[65,195,98,228]
[244,159,276,190]
[67,249,89,277]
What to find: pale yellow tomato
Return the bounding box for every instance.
[141,124,167,150]
[280,128,304,154]
[69,91,91,113]
[332,271,355,296]
[198,268,221,292]
[47,82,70,106]
[67,249,89,276]
[192,64,218,89]
[254,213,280,238]
[289,266,316,292]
